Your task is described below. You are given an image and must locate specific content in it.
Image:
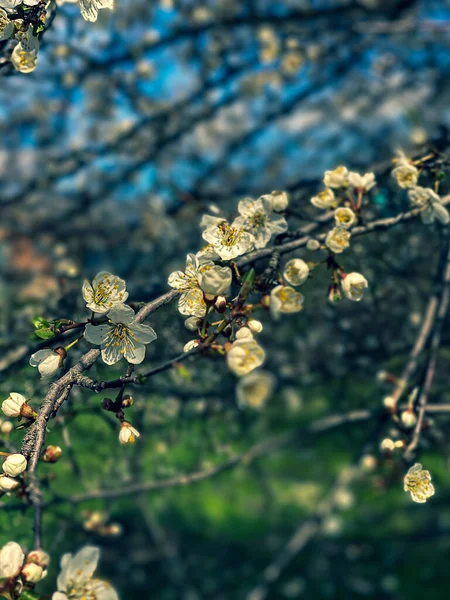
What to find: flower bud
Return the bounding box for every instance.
[3,454,27,477]
[21,562,44,584]
[183,340,200,353]
[0,421,13,435]
[119,422,140,445]
[328,284,341,304]
[401,410,417,429]
[383,396,396,411]
[26,549,50,569]
[42,445,63,463]
[214,296,227,313]
[184,316,199,332]
[380,438,395,453]
[0,475,20,492]
[30,348,65,379]
[247,320,263,334]
[306,239,321,251]
[2,393,27,418]
[269,190,289,211]
[121,395,133,409]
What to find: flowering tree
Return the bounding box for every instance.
[1,0,450,599]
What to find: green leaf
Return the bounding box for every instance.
[18,591,41,600]
[238,268,256,302]
[35,328,55,340]
[32,316,49,329]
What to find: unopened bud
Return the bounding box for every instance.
[121,395,133,409]
[26,549,50,569]
[101,398,114,411]
[214,296,227,313]
[247,319,263,334]
[42,445,62,463]
[54,347,67,360]
[222,324,232,338]
[401,409,417,429]
[328,284,341,303]
[0,475,19,492]
[306,239,321,251]
[21,562,44,584]
[383,396,396,411]
[0,421,13,435]
[380,438,395,454]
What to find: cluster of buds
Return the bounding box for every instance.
[0,542,49,596]
[82,510,122,537]
[0,453,27,493]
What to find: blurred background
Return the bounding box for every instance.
[1,0,450,598]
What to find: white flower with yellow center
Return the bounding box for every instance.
[283,259,309,286]
[392,161,419,189]
[227,336,265,377]
[408,187,450,225]
[118,422,140,444]
[29,349,64,379]
[334,207,356,229]
[52,546,118,600]
[84,304,157,365]
[236,370,275,410]
[311,188,337,210]
[11,25,39,74]
[198,264,232,296]
[270,285,304,320]
[234,197,287,249]
[82,271,128,314]
[168,254,211,316]
[202,220,254,260]
[325,227,351,254]
[341,272,368,301]
[323,166,349,189]
[347,171,376,193]
[0,9,13,41]
[404,463,435,503]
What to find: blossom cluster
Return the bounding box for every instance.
[0,0,114,73]
[392,151,449,225]
[0,542,49,594]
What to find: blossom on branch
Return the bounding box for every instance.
[30,348,64,379]
[234,196,287,249]
[408,186,450,225]
[283,258,309,286]
[82,272,128,314]
[334,207,356,229]
[202,220,254,260]
[341,272,368,301]
[270,285,303,320]
[404,463,435,503]
[118,421,140,444]
[77,0,114,22]
[2,392,35,419]
[323,166,349,189]
[311,188,337,210]
[2,453,27,477]
[52,546,118,600]
[325,227,351,254]
[236,370,275,410]
[227,331,265,376]
[347,171,376,193]
[84,304,157,365]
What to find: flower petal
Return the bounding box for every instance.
[84,324,110,346]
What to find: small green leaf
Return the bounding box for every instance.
[32,316,49,329]
[18,591,41,600]
[35,328,55,340]
[238,268,256,301]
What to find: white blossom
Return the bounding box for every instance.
[30,349,63,379]
[82,272,128,314]
[84,304,157,365]
[0,421,13,434]
[247,319,263,334]
[283,259,309,286]
[202,220,254,260]
[2,392,26,417]
[198,264,232,296]
[0,475,19,492]
[11,25,39,74]
[408,187,450,225]
[0,541,24,579]
[53,546,118,600]
[183,340,200,352]
[236,370,275,410]
[392,160,419,189]
[334,207,356,229]
[184,316,199,332]
[0,8,13,41]
[264,190,289,212]
[311,188,337,210]
[270,285,303,320]
[118,422,140,444]
[341,272,368,301]
[325,227,351,254]
[78,0,114,22]
[401,410,417,428]
[347,171,376,192]
[26,549,50,569]
[233,196,287,249]
[323,166,348,189]
[404,463,435,503]
[168,254,209,317]
[227,337,265,377]
[306,239,321,251]
[21,562,44,584]
[3,454,27,477]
